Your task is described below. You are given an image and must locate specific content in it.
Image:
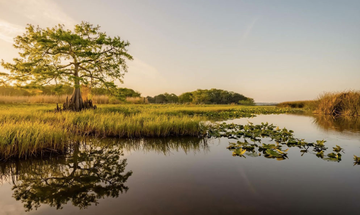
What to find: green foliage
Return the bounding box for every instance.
[146,93,179,104]
[354,155,360,165]
[154,94,167,103]
[1,22,132,92]
[178,92,193,103]
[316,151,324,158]
[332,145,343,153]
[0,104,300,159]
[238,98,255,106]
[208,122,351,163]
[314,140,327,152]
[327,152,342,162]
[0,85,141,104]
[147,88,254,105]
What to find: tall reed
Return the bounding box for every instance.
[315,91,360,116]
[0,104,299,159]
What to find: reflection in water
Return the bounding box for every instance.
[0,119,359,215]
[0,137,209,213]
[313,114,360,133]
[0,141,132,212]
[105,137,209,155]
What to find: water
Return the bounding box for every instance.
[1,114,360,215]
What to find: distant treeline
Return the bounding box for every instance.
[0,85,141,99]
[146,89,254,105]
[0,86,254,105]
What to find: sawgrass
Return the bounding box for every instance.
[0,103,299,159]
[278,91,360,116]
[315,91,360,116]
[277,100,318,109]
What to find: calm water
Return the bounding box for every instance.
[1,114,360,215]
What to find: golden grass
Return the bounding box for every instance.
[278,91,360,116]
[314,91,360,116]
[277,100,318,109]
[0,95,148,104]
[0,103,298,159]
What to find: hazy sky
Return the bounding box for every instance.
[0,0,359,102]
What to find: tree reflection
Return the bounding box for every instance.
[105,137,209,155]
[0,141,132,211]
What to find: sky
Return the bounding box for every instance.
[0,0,359,102]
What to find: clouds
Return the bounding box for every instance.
[0,20,23,43]
[242,17,260,40]
[121,57,168,96]
[0,0,75,26]
[0,0,76,44]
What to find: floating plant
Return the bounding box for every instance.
[207,122,355,165]
[353,155,360,165]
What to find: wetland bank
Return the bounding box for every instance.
[0,105,360,215]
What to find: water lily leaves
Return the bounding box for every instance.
[325,152,342,162]
[232,148,247,157]
[264,149,287,159]
[316,151,324,158]
[219,122,354,165]
[333,145,343,153]
[314,140,328,152]
[353,155,360,165]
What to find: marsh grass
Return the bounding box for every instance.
[0,104,299,159]
[277,100,318,109]
[278,91,360,116]
[315,91,360,116]
[0,95,147,104]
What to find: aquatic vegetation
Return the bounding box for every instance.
[279,91,360,116]
[0,104,298,159]
[327,152,342,162]
[354,155,360,165]
[316,151,324,159]
[313,140,327,152]
[212,122,354,164]
[232,148,247,157]
[332,145,343,153]
[264,148,288,160]
[277,100,318,110]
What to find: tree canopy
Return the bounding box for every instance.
[1,22,133,111]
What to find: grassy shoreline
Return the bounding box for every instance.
[277,91,360,116]
[0,104,300,159]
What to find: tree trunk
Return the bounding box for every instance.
[56,64,96,112]
[59,87,96,112]
[70,87,84,111]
